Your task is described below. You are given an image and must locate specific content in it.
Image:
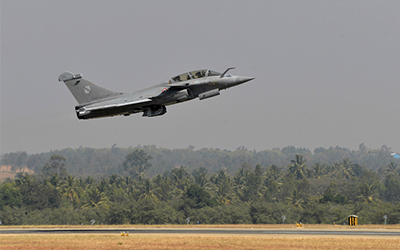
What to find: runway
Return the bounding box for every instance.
[2,228,400,236]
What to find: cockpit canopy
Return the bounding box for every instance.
[171,69,221,83]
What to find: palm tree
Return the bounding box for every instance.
[78,178,86,189]
[138,178,160,202]
[234,184,251,202]
[82,188,109,208]
[63,175,81,203]
[84,176,96,189]
[385,162,397,175]
[192,167,209,187]
[108,174,119,186]
[328,163,341,178]
[311,163,326,179]
[266,164,281,181]
[357,184,380,204]
[98,179,110,193]
[15,173,32,186]
[286,189,305,209]
[153,175,173,201]
[48,174,65,191]
[171,166,191,191]
[289,155,308,179]
[233,167,247,186]
[212,177,236,205]
[340,158,355,179]
[232,168,264,202]
[214,170,229,185]
[112,176,135,194]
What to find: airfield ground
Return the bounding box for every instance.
[1,234,400,250]
[2,224,400,229]
[1,225,400,250]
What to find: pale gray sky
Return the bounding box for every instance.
[1,0,399,154]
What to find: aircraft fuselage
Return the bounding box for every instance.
[59,68,254,119]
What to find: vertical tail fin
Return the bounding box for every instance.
[58,72,121,104]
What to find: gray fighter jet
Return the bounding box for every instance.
[58,67,254,119]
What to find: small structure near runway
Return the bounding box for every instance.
[348,215,358,226]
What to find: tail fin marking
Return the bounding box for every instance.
[58,72,121,104]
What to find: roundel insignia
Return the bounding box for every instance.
[84,85,91,94]
[162,88,168,93]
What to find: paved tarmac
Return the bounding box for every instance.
[2,228,400,236]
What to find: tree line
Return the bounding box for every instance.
[1,148,399,225]
[1,143,396,177]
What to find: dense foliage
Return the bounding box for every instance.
[1,145,399,225]
[1,144,396,177]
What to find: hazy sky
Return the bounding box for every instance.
[1,0,400,154]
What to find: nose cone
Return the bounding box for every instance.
[236,76,255,84]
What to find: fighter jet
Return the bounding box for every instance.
[58,67,254,119]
